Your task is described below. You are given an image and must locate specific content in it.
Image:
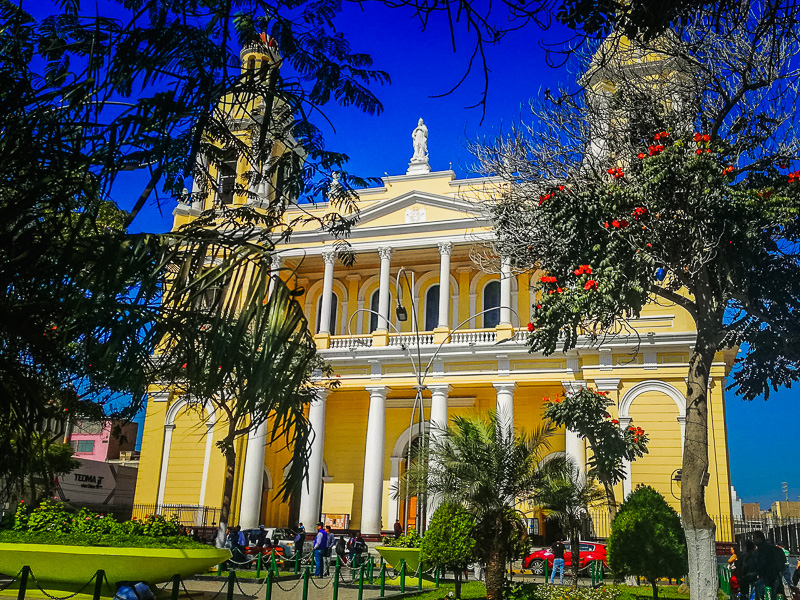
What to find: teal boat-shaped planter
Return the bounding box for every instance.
[375,546,422,572]
[0,543,231,590]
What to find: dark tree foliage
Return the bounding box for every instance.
[0,0,387,498]
[607,486,687,600]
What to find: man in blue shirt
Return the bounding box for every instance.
[312,522,327,577]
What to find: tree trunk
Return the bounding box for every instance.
[216,440,237,548]
[651,579,659,600]
[484,538,505,600]
[602,479,618,520]
[570,525,580,589]
[454,567,462,599]
[682,330,718,600]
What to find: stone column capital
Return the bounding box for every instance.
[438,241,453,256]
[270,254,283,270]
[428,383,453,395]
[561,380,587,394]
[322,251,337,265]
[365,385,391,398]
[492,381,518,393]
[378,247,393,260]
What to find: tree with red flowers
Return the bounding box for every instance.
[543,388,648,519]
[475,7,800,599]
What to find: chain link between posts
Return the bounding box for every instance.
[0,568,22,592]
[29,569,98,600]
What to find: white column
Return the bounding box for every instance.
[361,386,389,534]
[677,415,686,454]
[427,384,451,523]
[299,390,329,527]
[377,248,393,331]
[565,429,587,483]
[500,257,512,325]
[198,421,215,507]
[562,380,587,482]
[493,382,516,437]
[156,424,175,510]
[318,251,336,335]
[429,384,451,432]
[619,417,632,498]
[239,419,268,528]
[437,242,452,328]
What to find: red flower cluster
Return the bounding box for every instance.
[648,144,665,156]
[539,192,552,205]
[527,322,534,332]
[540,275,557,283]
[607,166,624,179]
[611,419,619,425]
[637,153,646,160]
[789,170,800,183]
[632,206,647,219]
[653,131,669,141]
[584,279,598,291]
[573,264,593,276]
[722,165,735,175]
[694,132,713,155]
[604,219,630,229]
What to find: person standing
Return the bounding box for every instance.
[394,520,404,539]
[753,531,785,599]
[346,533,357,566]
[313,522,327,577]
[738,540,758,600]
[550,538,566,585]
[325,525,336,575]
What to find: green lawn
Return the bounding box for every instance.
[615,584,690,600]
[412,581,488,600]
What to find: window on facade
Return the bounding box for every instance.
[74,421,103,435]
[316,292,339,334]
[216,150,238,205]
[483,280,501,328]
[74,440,95,453]
[369,290,393,333]
[425,285,439,331]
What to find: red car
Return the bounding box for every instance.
[522,542,608,575]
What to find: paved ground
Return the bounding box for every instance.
[179,576,410,600]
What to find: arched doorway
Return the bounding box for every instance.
[390,422,431,533]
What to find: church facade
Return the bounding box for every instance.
[133,45,735,543]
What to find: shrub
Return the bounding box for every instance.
[607,486,687,600]
[7,500,188,544]
[382,528,423,548]
[507,582,622,600]
[422,503,476,599]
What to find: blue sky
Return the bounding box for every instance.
[92,2,797,509]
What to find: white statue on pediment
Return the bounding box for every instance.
[408,118,431,175]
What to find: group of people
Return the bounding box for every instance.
[311,522,368,577]
[729,531,798,600]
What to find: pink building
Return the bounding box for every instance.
[68,420,138,461]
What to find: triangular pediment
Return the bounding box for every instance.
[354,190,483,228]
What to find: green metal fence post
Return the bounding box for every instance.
[400,559,406,594]
[333,555,340,600]
[92,570,104,600]
[435,566,440,588]
[358,565,364,600]
[218,563,224,577]
[369,556,375,584]
[16,566,29,600]
[271,553,278,577]
[171,574,180,600]
[302,566,310,600]
[417,563,423,590]
[766,587,772,600]
[380,560,386,598]
[264,570,273,600]
[256,553,263,578]
[226,570,236,600]
[295,551,300,575]
[544,561,548,584]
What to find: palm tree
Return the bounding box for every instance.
[403,413,561,600]
[534,462,605,588]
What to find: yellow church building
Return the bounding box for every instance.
[133,43,735,543]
